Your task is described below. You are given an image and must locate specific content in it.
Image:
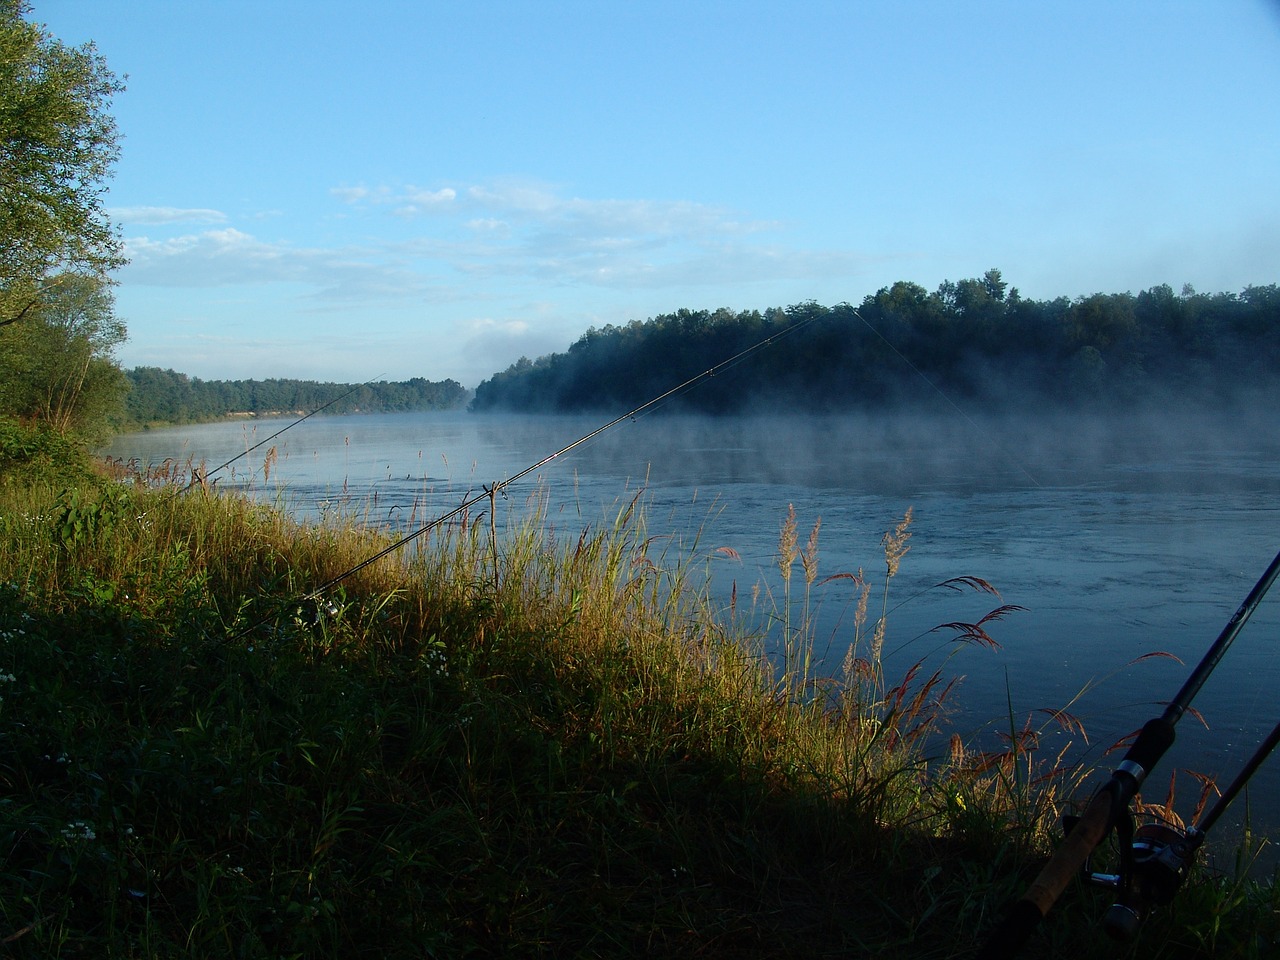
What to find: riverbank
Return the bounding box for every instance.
[1,422,1276,957]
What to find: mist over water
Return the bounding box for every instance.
[104,403,1280,870]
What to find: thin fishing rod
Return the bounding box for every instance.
[1191,715,1280,839]
[849,307,1043,489]
[290,314,825,606]
[1160,548,1280,724]
[182,378,383,491]
[977,546,1280,958]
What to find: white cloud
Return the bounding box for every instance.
[392,187,458,218]
[406,186,457,206]
[121,228,436,305]
[457,181,755,242]
[466,316,530,336]
[331,185,372,203]
[457,313,569,381]
[466,182,560,216]
[338,178,855,293]
[466,217,510,234]
[111,206,228,225]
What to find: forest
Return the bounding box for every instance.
[470,270,1280,414]
[122,369,469,426]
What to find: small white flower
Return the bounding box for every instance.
[61,820,96,842]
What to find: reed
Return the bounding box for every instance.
[0,421,1276,958]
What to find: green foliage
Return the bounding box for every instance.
[470,274,1280,414]
[51,484,132,551]
[0,1,125,328]
[0,416,93,485]
[0,274,128,438]
[123,369,469,426]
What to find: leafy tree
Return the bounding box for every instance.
[1066,292,1137,353]
[0,0,126,328]
[0,273,128,436]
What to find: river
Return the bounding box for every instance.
[102,405,1280,871]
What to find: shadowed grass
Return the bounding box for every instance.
[0,421,1277,958]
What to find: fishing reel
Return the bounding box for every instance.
[1067,812,1200,941]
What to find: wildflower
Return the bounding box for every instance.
[61,820,96,842]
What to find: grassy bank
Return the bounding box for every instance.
[0,421,1276,958]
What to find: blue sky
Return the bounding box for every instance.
[32,1,1280,388]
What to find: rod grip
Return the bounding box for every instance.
[977,789,1116,959]
[1123,717,1176,775]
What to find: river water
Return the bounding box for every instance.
[103,406,1280,871]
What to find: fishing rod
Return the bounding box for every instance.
[978,547,1280,958]
[302,302,1038,606]
[112,379,382,526]
[216,312,824,642]
[180,378,383,492]
[229,311,826,637]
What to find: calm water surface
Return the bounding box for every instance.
[104,407,1280,868]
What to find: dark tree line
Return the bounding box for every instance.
[470,270,1280,414]
[124,369,468,426]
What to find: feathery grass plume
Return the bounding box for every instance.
[778,502,798,584]
[882,506,912,578]
[837,568,872,729]
[792,515,823,688]
[801,516,821,587]
[853,569,870,636]
[775,503,800,683]
[869,509,913,676]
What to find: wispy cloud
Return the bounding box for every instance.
[121,228,437,305]
[331,178,859,291]
[111,206,228,225]
[116,181,872,338]
[395,187,457,216]
[336,178,763,237]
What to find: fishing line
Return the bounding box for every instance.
[117,377,387,537]
[849,307,1044,489]
[181,377,385,492]
[235,312,828,631]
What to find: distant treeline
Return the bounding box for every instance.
[471,270,1280,414]
[124,368,469,426]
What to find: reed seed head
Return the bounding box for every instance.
[800,517,821,587]
[882,507,913,578]
[778,503,798,582]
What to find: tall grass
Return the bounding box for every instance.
[1,425,1277,958]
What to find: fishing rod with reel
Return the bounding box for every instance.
[1073,708,1280,942]
[978,547,1280,958]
